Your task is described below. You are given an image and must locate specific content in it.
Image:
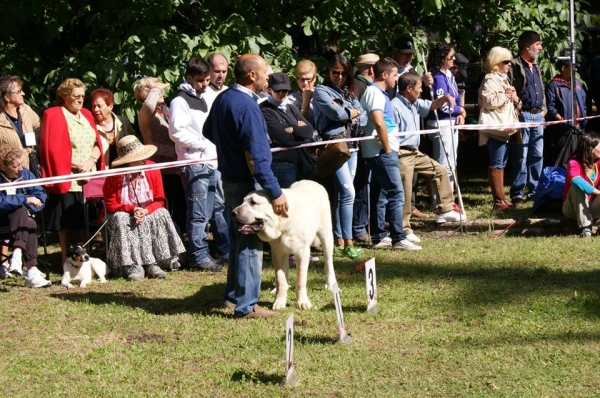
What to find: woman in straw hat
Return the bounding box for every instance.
[103,135,185,281]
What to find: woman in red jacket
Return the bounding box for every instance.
[103,136,185,281]
[39,78,105,264]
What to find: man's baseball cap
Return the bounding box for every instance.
[392,37,416,53]
[268,72,291,91]
[355,53,380,67]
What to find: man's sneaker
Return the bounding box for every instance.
[435,210,467,224]
[125,264,145,281]
[191,257,223,272]
[8,250,23,276]
[406,233,421,243]
[215,254,229,266]
[24,269,51,288]
[511,196,526,208]
[145,264,166,279]
[372,236,392,249]
[0,264,13,279]
[355,234,371,245]
[580,226,593,238]
[392,239,422,251]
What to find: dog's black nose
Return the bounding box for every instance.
[83,254,90,262]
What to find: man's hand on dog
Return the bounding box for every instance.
[272,194,288,217]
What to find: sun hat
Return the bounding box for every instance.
[355,53,380,67]
[111,135,157,167]
[268,72,291,91]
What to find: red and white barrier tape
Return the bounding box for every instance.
[3,115,599,191]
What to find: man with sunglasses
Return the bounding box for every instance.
[509,30,546,206]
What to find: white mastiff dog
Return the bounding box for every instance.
[232,180,337,310]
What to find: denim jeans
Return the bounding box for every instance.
[365,150,406,244]
[271,161,298,189]
[210,172,230,257]
[352,150,369,238]
[181,163,217,265]
[222,180,264,316]
[487,137,509,169]
[428,119,458,191]
[331,151,357,240]
[510,111,544,199]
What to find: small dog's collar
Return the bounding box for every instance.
[67,258,83,268]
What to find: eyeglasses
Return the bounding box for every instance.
[70,94,85,100]
[447,54,455,60]
[7,89,24,95]
[501,60,512,65]
[297,77,315,83]
[273,89,289,95]
[331,70,348,77]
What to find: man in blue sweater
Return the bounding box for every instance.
[204,54,287,319]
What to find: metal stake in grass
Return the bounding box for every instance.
[332,283,353,344]
[364,258,379,314]
[281,313,300,388]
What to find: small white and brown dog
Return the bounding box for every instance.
[61,245,109,289]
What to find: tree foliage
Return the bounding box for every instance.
[0,0,596,121]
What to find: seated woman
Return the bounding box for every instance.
[0,147,51,287]
[563,132,600,238]
[103,136,185,281]
[259,72,316,188]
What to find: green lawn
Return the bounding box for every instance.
[2,233,599,397]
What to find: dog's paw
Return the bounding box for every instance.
[62,283,75,289]
[270,287,277,295]
[296,298,313,310]
[272,299,287,310]
[80,284,88,288]
[98,279,107,284]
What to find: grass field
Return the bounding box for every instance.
[2,230,600,397]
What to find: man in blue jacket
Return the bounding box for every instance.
[545,57,587,168]
[204,54,287,319]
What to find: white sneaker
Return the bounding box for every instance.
[8,249,23,276]
[435,210,467,224]
[0,264,13,279]
[406,233,421,243]
[24,269,51,288]
[392,239,422,251]
[372,236,392,248]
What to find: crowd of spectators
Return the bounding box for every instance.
[0,32,598,313]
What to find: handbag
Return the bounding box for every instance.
[28,150,43,179]
[315,136,350,177]
[297,147,318,179]
[479,99,520,144]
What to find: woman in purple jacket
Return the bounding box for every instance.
[426,43,467,195]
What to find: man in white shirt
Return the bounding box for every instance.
[169,57,227,271]
[360,57,421,251]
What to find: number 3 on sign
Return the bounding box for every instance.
[365,258,378,313]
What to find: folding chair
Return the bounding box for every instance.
[82,177,109,258]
